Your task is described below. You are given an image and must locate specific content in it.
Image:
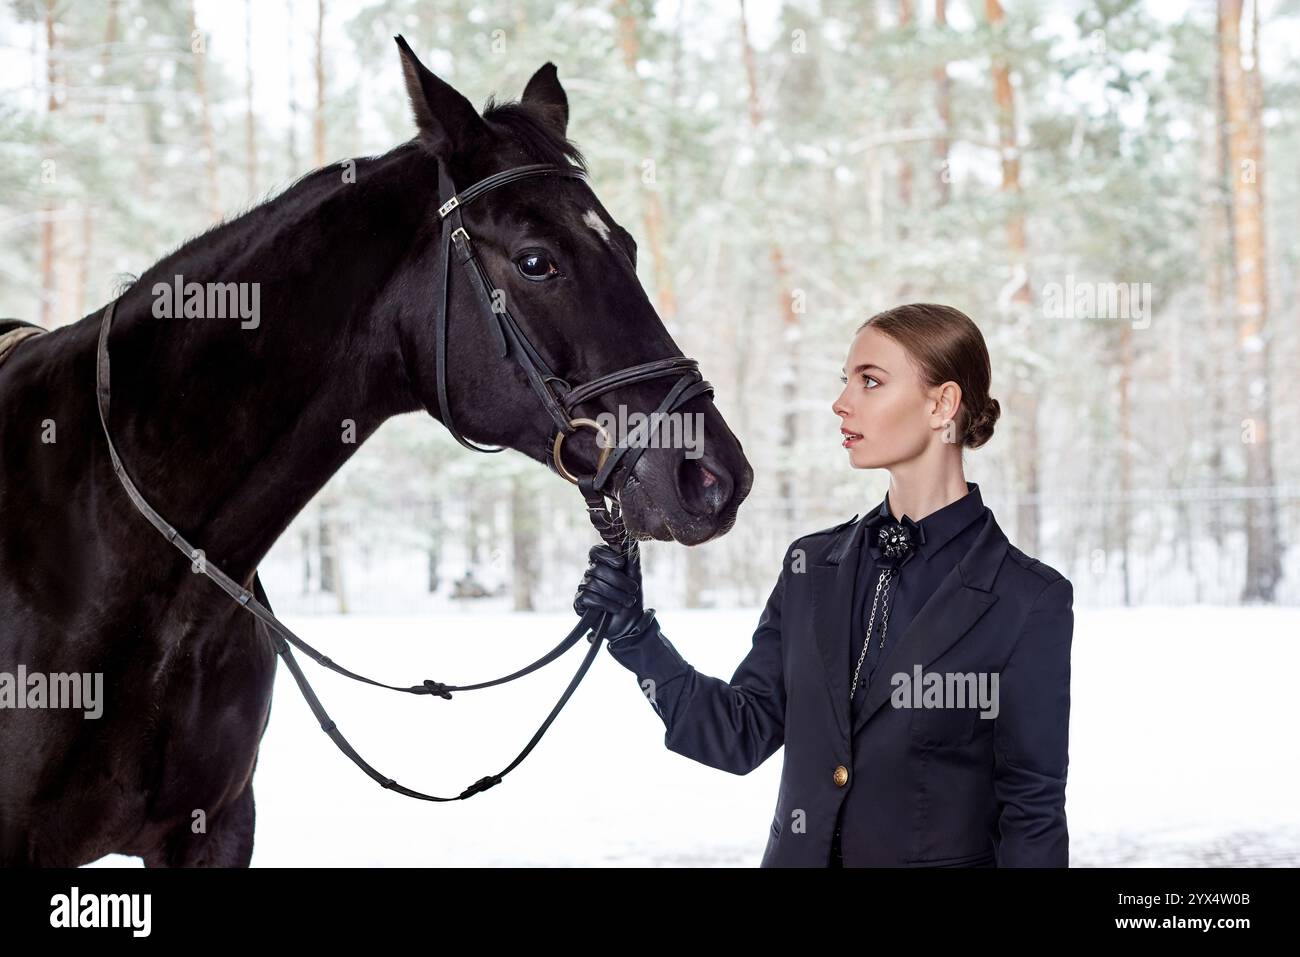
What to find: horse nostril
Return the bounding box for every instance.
[677,453,730,518]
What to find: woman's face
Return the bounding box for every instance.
[832,326,954,469]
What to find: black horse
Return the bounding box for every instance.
[0,39,752,867]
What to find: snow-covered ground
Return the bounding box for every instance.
[85,605,1300,867]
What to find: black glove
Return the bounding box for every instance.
[574,543,650,643]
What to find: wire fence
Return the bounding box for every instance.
[257,485,1300,614]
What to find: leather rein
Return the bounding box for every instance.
[92,160,712,802]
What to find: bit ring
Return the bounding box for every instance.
[552,418,614,485]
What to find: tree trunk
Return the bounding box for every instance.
[738,0,801,528]
[896,0,914,247]
[244,0,257,200]
[300,527,312,596]
[613,0,679,324]
[427,498,442,594]
[317,500,347,613]
[684,542,711,609]
[314,0,327,167]
[857,4,885,307]
[1117,320,1132,606]
[934,0,952,205]
[510,476,539,611]
[986,0,1040,556]
[1203,40,1232,548]
[189,1,222,223]
[1218,0,1281,602]
[39,10,58,329]
[466,489,484,570]
[286,0,299,176]
[75,0,120,322]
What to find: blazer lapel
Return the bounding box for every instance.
[851,510,1009,738]
[811,514,863,744]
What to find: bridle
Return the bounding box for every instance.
[431,159,713,506]
[92,159,715,803]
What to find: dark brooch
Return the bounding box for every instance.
[876,522,914,561]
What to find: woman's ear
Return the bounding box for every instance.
[931,381,963,426]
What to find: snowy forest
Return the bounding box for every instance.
[2,0,1297,615]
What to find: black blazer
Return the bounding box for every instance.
[606,505,1074,867]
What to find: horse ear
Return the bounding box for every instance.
[394,35,488,158]
[521,62,568,138]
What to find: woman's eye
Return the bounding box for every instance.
[515,252,559,281]
[838,374,879,389]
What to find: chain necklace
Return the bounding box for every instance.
[850,518,919,701]
[850,565,896,701]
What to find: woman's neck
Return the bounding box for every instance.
[884,458,970,522]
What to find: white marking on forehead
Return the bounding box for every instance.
[582,209,611,245]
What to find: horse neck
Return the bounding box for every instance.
[101,144,436,578]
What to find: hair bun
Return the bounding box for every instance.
[964,397,1000,449]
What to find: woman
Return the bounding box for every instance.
[575,303,1073,868]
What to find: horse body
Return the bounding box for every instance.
[0,144,434,866]
[0,347,272,865]
[0,43,752,866]
[0,571,274,867]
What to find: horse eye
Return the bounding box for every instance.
[515,252,559,281]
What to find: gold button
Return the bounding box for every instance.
[833,765,849,787]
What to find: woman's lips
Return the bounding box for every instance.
[841,430,862,448]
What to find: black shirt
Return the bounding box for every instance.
[832,480,990,863]
[847,480,987,722]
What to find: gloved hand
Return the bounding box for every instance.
[574,543,651,643]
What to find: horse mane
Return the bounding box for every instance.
[104,144,422,311]
[481,97,588,172]
[105,101,583,308]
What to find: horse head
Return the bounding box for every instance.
[391,38,752,545]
